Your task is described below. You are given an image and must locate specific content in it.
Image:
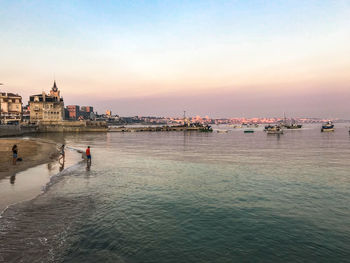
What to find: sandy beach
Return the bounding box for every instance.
[0,138,59,180]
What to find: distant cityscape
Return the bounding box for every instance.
[0,81,348,126]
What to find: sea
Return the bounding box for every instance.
[0,124,350,263]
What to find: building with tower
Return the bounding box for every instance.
[29,81,65,122]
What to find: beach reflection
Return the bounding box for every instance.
[10,174,16,185]
[59,162,65,172]
[0,148,82,211]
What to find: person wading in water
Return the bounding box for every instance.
[86,146,91,166]
[59,144,65,164]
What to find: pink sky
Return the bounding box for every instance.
[1,1,350,118]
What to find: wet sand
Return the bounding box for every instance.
[0,146,83,212]
[0,138,59,180]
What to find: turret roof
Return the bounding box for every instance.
[52,80,58,91]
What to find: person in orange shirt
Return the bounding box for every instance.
[86,146,91,166]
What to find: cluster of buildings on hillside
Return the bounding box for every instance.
[0,81,100,124]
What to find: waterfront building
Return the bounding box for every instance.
[0,92,22,124]
[80,106,94,119]
[66,105,80,120]
[81,106,93,113]
[22,105,30,122]
[106,110,112,116]
[29,81,64,123]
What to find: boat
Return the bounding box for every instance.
[321,121,334,132]
[281,113,302,129]
[199,125,213,132]
[266,125,283,134]
[244,129,254,133]
[217,130,228,133]
[284,123,303,129]
[264,125,274,131]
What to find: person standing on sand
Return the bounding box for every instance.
[59,144,65,163]
[12,144,18,165]
[86,146,91,166]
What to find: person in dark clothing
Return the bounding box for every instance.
[12,145,18,165]
[59,144,65,164]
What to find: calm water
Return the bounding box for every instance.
[1,124,350,262]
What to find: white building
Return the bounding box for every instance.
[0,92,22,124]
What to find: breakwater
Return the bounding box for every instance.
[1,122,210,136]
[108,126,207,132]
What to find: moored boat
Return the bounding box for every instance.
[199,125,213,132]
[284,123,302,129]
[244,129,254,133]
[264,125,274,131]
[321,121,334,132]
[266,125,283,134]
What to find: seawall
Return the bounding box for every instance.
[0,125,38,137]
[37,120,108,132]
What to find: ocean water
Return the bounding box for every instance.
[1,124,350,262]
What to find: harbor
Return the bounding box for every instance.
[108,124,213,132]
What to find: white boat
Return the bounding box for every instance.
[266,125,283,134]
[321,121,334,132]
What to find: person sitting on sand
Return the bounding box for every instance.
[86,146,91,165]
[12,144,18,165]
[59,144,65,163]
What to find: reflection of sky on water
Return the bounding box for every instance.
[0,149,81,211]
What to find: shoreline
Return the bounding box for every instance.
[0,145,83,213]
[0,138,59,181]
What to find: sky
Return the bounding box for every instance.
[0,0,350,118]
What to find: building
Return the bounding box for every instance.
[80,106,94,119]
[66,105,80,120]
[81,106,93,113]
[106,110,112,116]
[29,81,64,123]
[22,105,30,122]
[0,92,22,124]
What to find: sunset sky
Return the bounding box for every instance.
[1,0,350,118]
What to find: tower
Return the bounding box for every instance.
[50,80,60,99]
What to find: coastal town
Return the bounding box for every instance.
[0,81,344,136]
[1,1,350,262]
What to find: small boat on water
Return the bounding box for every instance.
[284,123,303,129]
[217,130,228,133]
[280,113,302,129]
[266,125,283,135]
[264,125,275,131]
[321,121,334,132]
[199,125,213,132]
[244,129,254,133]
